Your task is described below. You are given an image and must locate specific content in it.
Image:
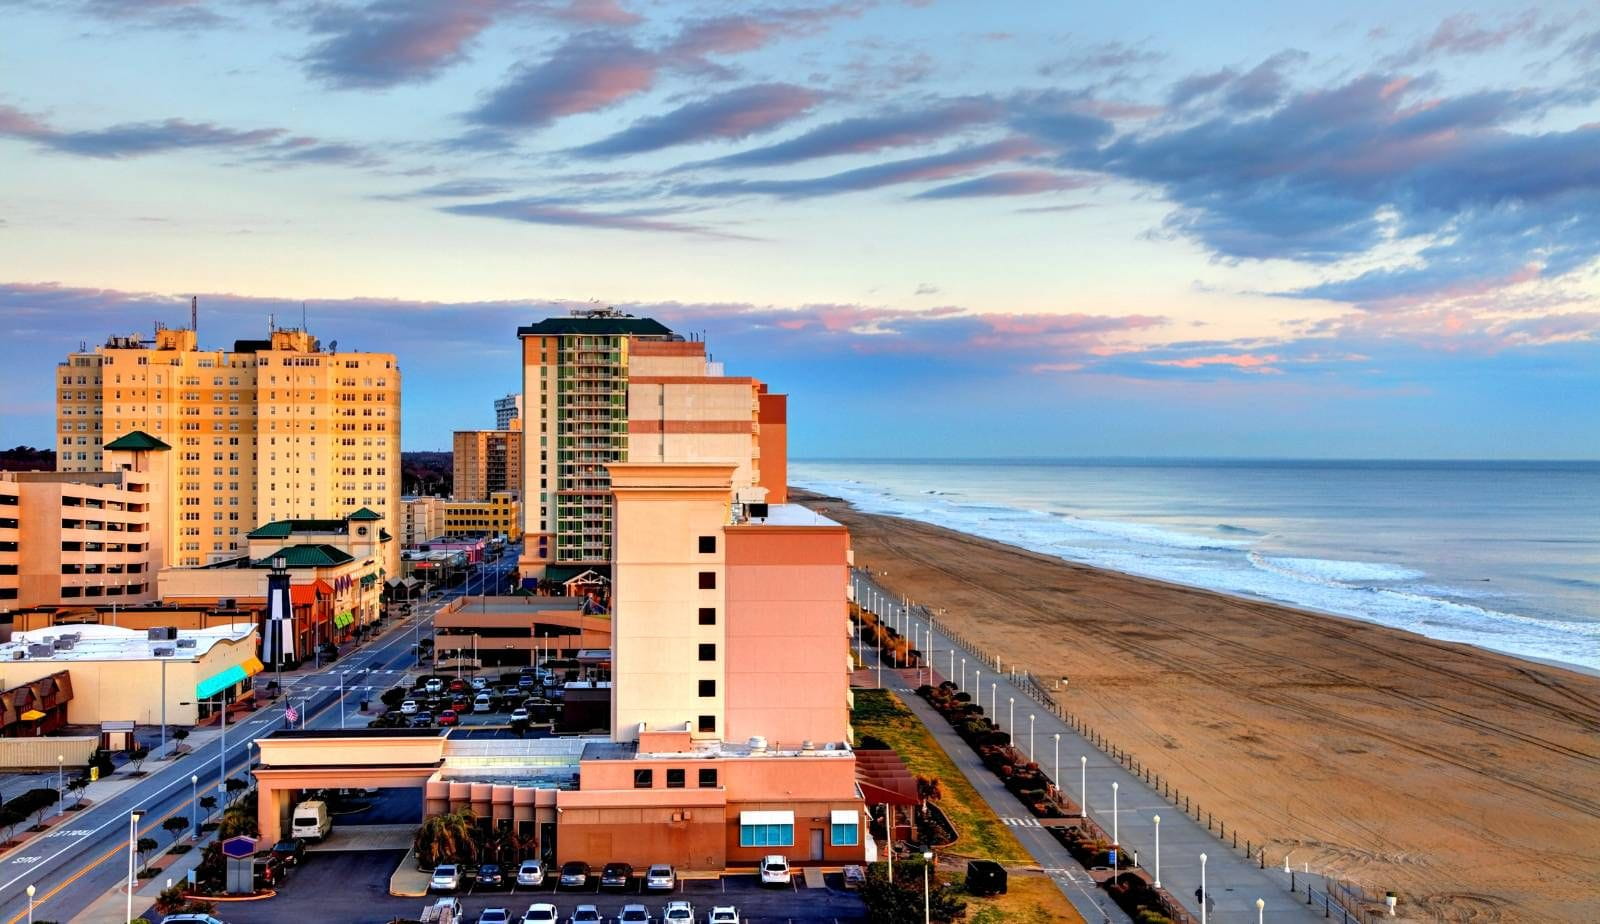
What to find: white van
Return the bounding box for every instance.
[290,799,332,841]
[474,692,494,713]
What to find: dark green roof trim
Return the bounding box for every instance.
[254,544,355,568]
[379,529,393,542]
[104,431,171,451]
[247,518,349,539]
[348,507,382,521]
[517,317,673,337]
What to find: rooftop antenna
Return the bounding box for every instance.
[301,301,307,331]
[190,296,197,336]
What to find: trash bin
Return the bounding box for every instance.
[359,699,370,711]
[966,859,1007,896]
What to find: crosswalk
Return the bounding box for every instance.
[1000,816,1042,827]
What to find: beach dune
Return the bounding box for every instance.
[798,489,1600,923]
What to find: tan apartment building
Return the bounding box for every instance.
[0,432,173,611]
[452,425,522,501]
[494,393,522,430]
[444,493,521,540]
[517,310,787,582]
[56,323,400,573]
[400,495,447,546]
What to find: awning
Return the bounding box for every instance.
[290,584,317,605]
[334,611,354,628]
[359,573,377,587]
[739,810,794,826]
[830,809,859,825]
[196,657,262,701]
[312,579,333,595]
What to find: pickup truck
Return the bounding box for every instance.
[419,897,464,923]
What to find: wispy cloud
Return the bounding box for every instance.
[303,0,514,89]
[574,84,823,158]
[467,31,657,130]
[0,104,283,158]
[438,197,752,238]
[912,170,1092,200]
[687,98,1004,169]
[678,138,1042,200]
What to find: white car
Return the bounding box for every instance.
[617,905,651,924]
[475,692,494,713]
[521,903,558,924]
[661,900,694,923]
[424,678,444,694]
[568,906,602,924]
[510,707,530,723]
[400,699,419,715]
[759,855,790,887]
[429,864,461,893]
[478,910,511,924]
[471,676,489,690]
[707,908,740,924]
[516,859,546,887]
[644,863,675,891]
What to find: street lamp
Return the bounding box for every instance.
[126,809,144,924]
[1008,697,1014,738]
[1053,733,1060,791]
[1152,815,1161,887]
[1028,714,1035,762]
[1112,781,1119,848]
[25,883,34,924]
[1256,897,1265,924]
[990,682,997,721]
[960,657,966,690]
[1079,755,1087,816]
[1200,852,1208,924]
[191,775,199,839]
[56,754,63,810]
[922,849,934,924]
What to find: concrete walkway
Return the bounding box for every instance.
[855,573,1323,923]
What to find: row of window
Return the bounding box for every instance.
[633,767,718,789]
[734,823,859,848]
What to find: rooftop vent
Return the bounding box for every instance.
[11,649,25,660]
[27,644,54,658]
[801,740,815,752]
[147,627,176,641]
[152,646,175,657]
[176,638,197,649]
[52,638,73,650]
[747,736,768,754]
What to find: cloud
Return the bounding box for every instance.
[1148,352,1284,374]
[303,0,513,89]
[0,104,283,158]
[1168,51,1305,111]
[541,0,639,26]
[574,84,823,158]
[76,0,223,28]
[914,283,939,296]
[439,197,751,238]
[663,4,866,61]
[912,170,1092,200]
[678,137,1042,200]
[468,32,657,130]
[689,97,1004,168]
[1385,11,1566,66]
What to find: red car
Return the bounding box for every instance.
[437,709,459,727]
[447,679,468,693]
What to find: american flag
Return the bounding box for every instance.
[284,704,298,724]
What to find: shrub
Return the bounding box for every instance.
[127,746,151,774]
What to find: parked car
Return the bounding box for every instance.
[617,904,651,923]
[253,855,287,888]
[477,909,511,924]
[448,679,468,693]
[438,709,460,727]
[400,699,419,715]
[842,864,866,891]
[477,862,506,889]
[475,692,494,713]
[160,915,227,924]
[471,676,489,690]
[510,707,530,724]
[558,861,591,889]
[521,904,558,924]
[430,864,462,893]
[517,675,536,690]
[599,862,633,890]
[661,900,694,923]
[412,712,434,728]
[707,908,740,924]
[270,838,306,866]
[516,859,546,888]
[644,864,675,892]
[419,898,463,923]
[759,855,790,887]
[452,697,472,713]
[567,906,602,924]
[424,678,444,694]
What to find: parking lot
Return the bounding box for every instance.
[207,851,868,923]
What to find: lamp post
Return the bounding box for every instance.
[1008,697,1014,739]
[25,883,34,924]
[960,657,966,690]
[191,775,199,839]
[1112,781,1119,849]
[339,670,346,730]
[990,682,996,721]
[1152,815,1161,887]
[1080,756,1087,817]
[1053,733,1060,792]
[1028,714,1035,762]
[1200,853,1208,924]
[922,850,934,924]
[126,809,143,924]
[1256,898,1265,924]
[56,754,63,809]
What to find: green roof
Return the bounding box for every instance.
[103,431,171,452]
[254,544,355,568]
[348,507,382,521]
[247,518,348,539]
[517,316,673,337]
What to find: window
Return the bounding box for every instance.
[698,679,715,697]
[698,607,716,626]
[698,714,716,733]
[831,821,859,847]
[698,535,716,554]
[633,769,653,789]
[666,769,685,789]
[698,768,718,788]
[697,571,716,589]
[698,643,716,662]
[739,822,794,848]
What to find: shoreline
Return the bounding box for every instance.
[797,488,1600,923]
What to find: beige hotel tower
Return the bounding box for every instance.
[56,318,401,572]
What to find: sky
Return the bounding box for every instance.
[2,0,1598,458]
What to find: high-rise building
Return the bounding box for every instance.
[517,310,787,581]
[55,324,401,572]
[494,393,522,430]
[452,426,521,501]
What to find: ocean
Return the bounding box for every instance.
[791,459,1600,673]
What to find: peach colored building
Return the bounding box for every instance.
[0,432,172,611]
[453,426,522,502]
[430,595,611,670]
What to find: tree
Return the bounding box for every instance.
[224,777,249,804]
[413,808,479,868]
[66,776,88,808]
[0,806,22,844]
[163,816,189,840]
[136,836,159,868]
[171,728,190,752]
[915,775,944,817]
[26,788,59,828]
[220,792,259,839]
[860,856,966,924]
[199,795,218,817]
[128,746,151,775]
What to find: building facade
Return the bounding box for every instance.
[399,495,447,546]
[0,432,173,611]
[517,311,787,581]
[494,393,522,430]
[443,493,521,540]
[56,324,400,572]
[452,427,522,502]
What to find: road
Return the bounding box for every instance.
[0,545,519,924]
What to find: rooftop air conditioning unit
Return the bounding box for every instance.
[801,740,815,752]
[11,649,26,660]
[52,638,72,650]
[27,644,54,658]
[152,646,175,657]
[147,627,176,641]
[747,503,769,520]
[219,598,235,609]
[176,638,197,649]
[747,736,768,754]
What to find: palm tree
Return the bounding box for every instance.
[413,808,478,868]
[915,774,944,830]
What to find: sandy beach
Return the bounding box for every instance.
[797,489,1600,922]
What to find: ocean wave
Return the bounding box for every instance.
[1063,515,1255,551]
[1252,554,1425,585]
[1216,523,1265,536]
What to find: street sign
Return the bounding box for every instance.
[221,835,258,859]
[1107,849,1117,868]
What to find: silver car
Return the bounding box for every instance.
[517,859,546,888]
[644,864,675,891]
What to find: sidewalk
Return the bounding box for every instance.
[855,572,1323,923]
[75,828,219,924]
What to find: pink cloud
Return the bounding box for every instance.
[1150,353,1285,373]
